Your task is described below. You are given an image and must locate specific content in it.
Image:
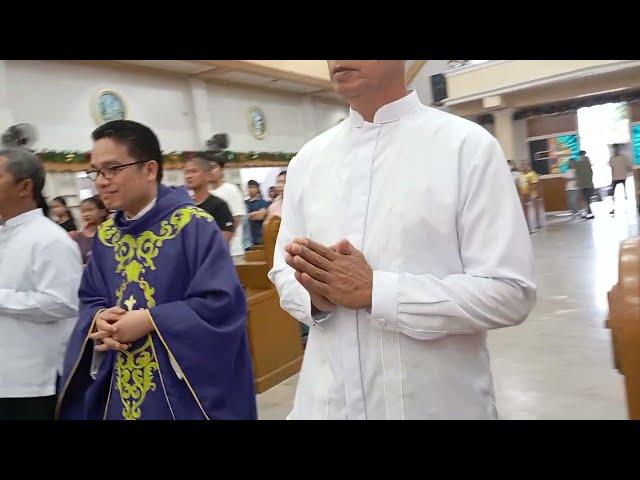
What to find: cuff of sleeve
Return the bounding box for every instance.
[89,309,105,380]
[311,308,333,325]
[90,346,104,380]
[304,296,332,329]
[371,271,399,327]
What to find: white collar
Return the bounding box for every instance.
[349,90,421,128]
[2,208,43,228]
[125,197,157,221]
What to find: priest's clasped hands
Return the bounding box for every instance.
[88,237,375,352]
[89,307,155,352]
[284,238,373,313]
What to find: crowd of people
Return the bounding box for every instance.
[0,119,290,420]
[508,144,635,234]
[47,154,288,267]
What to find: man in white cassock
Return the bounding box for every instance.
[268,60,536,420]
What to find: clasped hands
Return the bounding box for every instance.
[89,307,155,352]
[284,237,373,313]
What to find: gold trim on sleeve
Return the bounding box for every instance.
[145,309,211,420]
[150,336,177,420]
[55,310,102,419]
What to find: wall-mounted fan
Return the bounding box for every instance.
[205,133,229,152]
[1,123,38,150]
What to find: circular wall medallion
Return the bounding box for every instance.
[92,89,127,125]
[247,106,266,140]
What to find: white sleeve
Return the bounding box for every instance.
[229,185,247,217]
[268,154,332,328]
[370,136,536,339]
[90,345,104,380]
[0,237,82,322]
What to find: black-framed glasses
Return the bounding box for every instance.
[86,160,150,181]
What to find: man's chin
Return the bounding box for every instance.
[331,82,365,100]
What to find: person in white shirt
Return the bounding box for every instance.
[207,153,247,257]
[269,60,536,420]
[608,143,634,215]
[0,148,82,420]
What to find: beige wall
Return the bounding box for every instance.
[446,60,627,100]
[506,66,640,109]
[5,60,347,152]
[245,60,330,82]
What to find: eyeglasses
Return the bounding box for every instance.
[86,160,150,182]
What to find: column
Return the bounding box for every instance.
[301,95,318,141]
[0,61,14,130]
[188,77,212,149]
[493,108,517,161]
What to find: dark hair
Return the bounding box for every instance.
[52,196,74,220]
[91,120,164,183]
[0,149,49,216]
[81,195,105,209]
[185,156,212,172]
[247,179,260,188]
[278,170,287,179]
[579,150,586,155]
[81,195,109,222]
[205,152,226,169]
[53,196,69,208]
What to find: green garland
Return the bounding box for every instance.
[37,149,296,164]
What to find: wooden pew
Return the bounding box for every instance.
[235,216,304,394]
[606,236,640,418]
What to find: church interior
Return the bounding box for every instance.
[2,59,640,420]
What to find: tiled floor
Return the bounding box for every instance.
[257,192,639,420]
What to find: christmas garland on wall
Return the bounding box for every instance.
[38,150,296,167]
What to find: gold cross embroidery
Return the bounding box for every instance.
[124,295,137,311]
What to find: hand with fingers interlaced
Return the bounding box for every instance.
[285,237,373,311]
[89,306,154,352]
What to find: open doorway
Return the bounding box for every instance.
[577,102,636,213]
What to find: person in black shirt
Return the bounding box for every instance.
[50,196,77,232]
[245,180,269,246]
[184,156,234,243]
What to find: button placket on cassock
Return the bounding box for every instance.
[338,120,381,419]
